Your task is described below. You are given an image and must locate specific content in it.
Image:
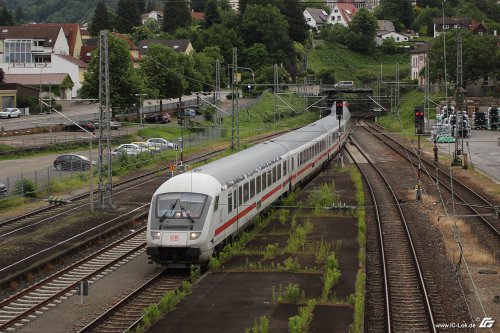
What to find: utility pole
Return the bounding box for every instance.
[215,59,221,105]
[453,31,465,167]
[274,64,280,123]
[98,30,113,209]
[231,48,239,151]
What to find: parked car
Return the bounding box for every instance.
[0,108,21,118]
[131,141,158,153]
[146,138,175,150]
[53,154,95,171]
[144,113,171,124]
[63,120,95,133]
[183,108,197,118]
[111,143,146,157]
[0,183,7,196]
[93,120,121,130]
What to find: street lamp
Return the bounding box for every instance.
[135,93,147,126]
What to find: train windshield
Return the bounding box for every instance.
[156,192,207,220]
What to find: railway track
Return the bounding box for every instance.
[359,120,500,256]
[346,140,437,332]
[0,225,149,332]
[76,271,188,333]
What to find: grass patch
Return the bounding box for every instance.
[288,299,316,333]
[308,41,409,83]
[134,281,192,333]
[245,316,269,333]
[348,166,366,333]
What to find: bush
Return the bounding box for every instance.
[14,179,38,197]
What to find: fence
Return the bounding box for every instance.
[0,124,226,200]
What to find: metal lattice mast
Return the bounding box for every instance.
[396,62,400,109]
[424,57,430,132]
[453,31,464,166]
[274,64,280,123]
[231,48,239,151]
[98,30,113,208]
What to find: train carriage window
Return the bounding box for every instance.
[214,196,219,211]
[262,172,267,190]
[256,175,261,194]
[228,192,233,213]
[233,190,237,210]
[239,186,242,207]
[291,157,294,170]
[250,179,255,198]
[272,166,276,183]
[283,161,287,176]
[277,164,281,180]
[267,170,272,186]
[244,182,249,202]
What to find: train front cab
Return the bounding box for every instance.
[147,175,221,266]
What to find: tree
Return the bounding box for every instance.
[346,8,377,54]
[136,0,146,14]
[320,23,350,45]
[426,31,499,87]
[280,0,308,43]
[377,0,414,30]
[203,0,221,29]
[79,35,143,110]
[412,6,440,36]
[240,4,295,65]
[89,1,113,37]
[139,44,187,99]
[0,6,14,25]
[115,0,141,34]
[162,0,191,33]
[191,0,208,12]
[146,0,157,12]
[242,43,269,69]
[239,0,282,15]
[195,24,244,65]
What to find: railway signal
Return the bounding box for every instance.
[414,106,425,135]
[335,100,343,119]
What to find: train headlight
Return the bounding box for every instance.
[189,232,201,240]
[150,231,161,240]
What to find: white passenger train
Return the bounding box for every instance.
[147,105,351,266]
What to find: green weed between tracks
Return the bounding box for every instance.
[348,166,366,333]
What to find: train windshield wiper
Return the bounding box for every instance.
[160,198,178,222]
[180,205,194,223]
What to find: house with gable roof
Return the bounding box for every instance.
[0,25,87,98]
[303,8,328,32]
[375,20,410,45]
[141,10,163,25]
[327,3,357,27]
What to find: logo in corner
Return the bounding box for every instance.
[479,317,495,328]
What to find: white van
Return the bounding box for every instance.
[334,81,354,89]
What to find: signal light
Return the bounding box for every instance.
[414,106,425,134]
[335,101,343,118]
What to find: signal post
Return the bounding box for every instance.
[414,106,425,200]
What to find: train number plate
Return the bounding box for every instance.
[170,234,180,241]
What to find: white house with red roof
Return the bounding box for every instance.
[0,25,87,98]
[327,3,357,27]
